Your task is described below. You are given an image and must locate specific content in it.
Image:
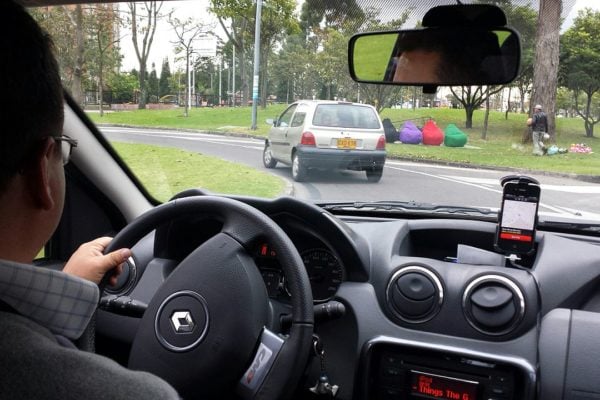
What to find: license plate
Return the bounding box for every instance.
[337,138,356,149]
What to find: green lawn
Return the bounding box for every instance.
[89,105,288,136]
[90,105,599,177]
[112,142,286,202]
[379,108,599,176]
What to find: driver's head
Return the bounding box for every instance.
[0,1,64,193]
[392,29,502,84]
[0,1,66,262]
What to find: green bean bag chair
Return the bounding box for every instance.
[444,124,468,147]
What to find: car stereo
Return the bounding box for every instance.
[364,343,522,400]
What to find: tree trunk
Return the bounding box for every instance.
[482,93,490,139]
[465,105,475,129]
[99,58,104,117]
[138,63,147,109]
[519,86,526,113]
[530,0,561,141]
[184,53,189,117]
[238,47,248,105]
[584,121,593,137]
[71,5,85,106]
[260,49,268,109]
[505,86,512,120]
[584,93,594,137]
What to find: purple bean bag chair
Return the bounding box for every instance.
[399,121,423,144]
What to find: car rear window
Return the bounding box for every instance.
[313,104,381,129]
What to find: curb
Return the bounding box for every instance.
[96,123,600,185]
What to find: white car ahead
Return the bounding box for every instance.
[263,100,387,182]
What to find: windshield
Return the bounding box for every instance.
[30,0,600,222]
[313,104,381,129]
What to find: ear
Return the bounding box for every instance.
[25,138,58,210]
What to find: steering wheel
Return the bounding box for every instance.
[102,196,314,399]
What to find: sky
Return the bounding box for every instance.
[119,0,600,74]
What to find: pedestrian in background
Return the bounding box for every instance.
[527,104,548,156]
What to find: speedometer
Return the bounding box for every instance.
[300,248,345,302]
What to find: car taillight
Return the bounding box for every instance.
[376,135,386,150]
[300,131,316,146]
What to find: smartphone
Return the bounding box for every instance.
[495,179,540,255]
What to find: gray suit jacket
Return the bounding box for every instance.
[0,310,180,399]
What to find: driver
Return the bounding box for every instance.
[0,2,178,399]
[389,29,504,84]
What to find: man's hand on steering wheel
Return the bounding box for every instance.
[63,237,130,286]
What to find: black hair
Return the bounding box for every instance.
[0,0,64,192]
[385,27,503,84]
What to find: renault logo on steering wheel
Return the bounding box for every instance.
[170,311,196,334]
[156,291,209,352]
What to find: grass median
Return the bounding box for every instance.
[111,142,286,202]
[89,105,288,136]
[90,105,599,177]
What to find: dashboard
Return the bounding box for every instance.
[96,195,600,400]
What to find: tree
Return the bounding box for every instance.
[300,0,365,33]
[109,72,138,103]
[560,8,600,138]
[529,0,561,141]
[148,63,159,102]
[450,85,505,129]
[64,5,86,106]
[159,58,172,97]
[126,2,163,109]
[270,34,313,102]
[556,86,576,117]
[87,4,121,116]
[504,5,538,113]
[210,0,253,105]
[313,29,348,100]
[168,12,212,116]
[257,0,298,108]
[31,6,85,105]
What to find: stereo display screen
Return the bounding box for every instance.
[410,371,478,400]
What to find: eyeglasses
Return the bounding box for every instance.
[53,135,78,166]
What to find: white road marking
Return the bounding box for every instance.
[386,165,573,215]
[386,160,500,174]
[442,175,600,194]
[101,127,263,146]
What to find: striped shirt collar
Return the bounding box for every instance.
[0,259,99,339]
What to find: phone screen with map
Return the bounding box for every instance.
[495,181,540,255]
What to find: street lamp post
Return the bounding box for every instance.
[251,0,262,130]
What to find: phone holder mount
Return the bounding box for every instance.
[500,175,540,188]
[495,175,541,261]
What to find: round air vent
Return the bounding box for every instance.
[463,275,525,336]
[386,266,443,323]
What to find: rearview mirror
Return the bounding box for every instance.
[349,27,520,86]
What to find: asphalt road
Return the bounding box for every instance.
[100,126,600,219]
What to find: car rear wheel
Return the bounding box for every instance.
[366,167,383,183]
[263,143,277,168]
[292,153,307,182]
